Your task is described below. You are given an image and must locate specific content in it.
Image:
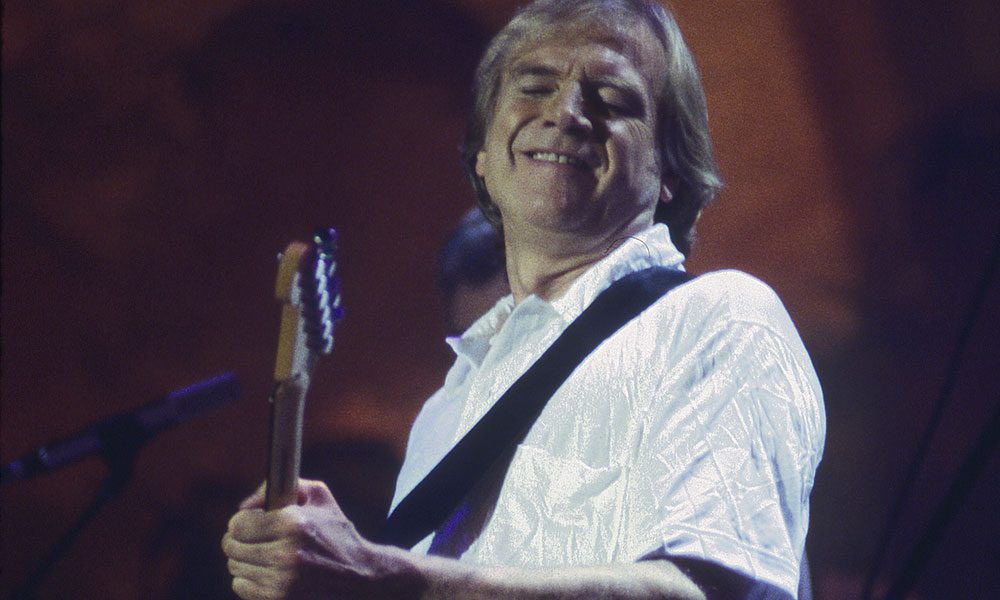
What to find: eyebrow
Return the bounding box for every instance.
[509,62,644,96]
[509,63,561,80]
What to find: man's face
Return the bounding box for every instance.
[475,21,668,241]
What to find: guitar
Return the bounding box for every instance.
[265,228,344,510]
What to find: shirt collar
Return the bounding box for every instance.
[446,223,684,366]
[548,223,685,323]
[446,294,515,366]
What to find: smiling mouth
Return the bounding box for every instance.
[526,151,585,167]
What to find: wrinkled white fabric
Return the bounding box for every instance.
[390,224,825,596]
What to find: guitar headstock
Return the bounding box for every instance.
[273,228,344,383]
[300,228,344,355]
[267,228,344,510]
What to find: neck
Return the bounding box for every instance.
[503,218,652,304]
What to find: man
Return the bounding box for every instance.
[222,1,824,598]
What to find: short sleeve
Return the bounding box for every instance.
[628,273,824,595]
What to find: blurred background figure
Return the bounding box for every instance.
[437,207,510,335]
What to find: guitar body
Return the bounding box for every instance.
[265,231,343,510]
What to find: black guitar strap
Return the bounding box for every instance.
[377,266,694,549]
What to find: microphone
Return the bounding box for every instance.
[1,372,241,486]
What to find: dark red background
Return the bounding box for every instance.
[3,1,998,598]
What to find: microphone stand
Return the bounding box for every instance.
[11,441,142,600]
[4,372,240,597]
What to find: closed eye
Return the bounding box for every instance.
[511,65,559,98]
[520,85,553,96]
[596,88,642,118]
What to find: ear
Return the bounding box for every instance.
[659,171,681,205]
[658,179,675,206]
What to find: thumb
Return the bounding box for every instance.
[239,482,267,510]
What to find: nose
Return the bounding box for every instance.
[544,83,593,135]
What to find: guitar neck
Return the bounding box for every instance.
[266,376,309,510]
[265,297,316,511]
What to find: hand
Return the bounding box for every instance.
[222,479,417,600]
[221,482,708,600]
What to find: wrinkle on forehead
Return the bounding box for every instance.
[503,17,667,99]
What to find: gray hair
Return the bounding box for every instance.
[461,0,721,257]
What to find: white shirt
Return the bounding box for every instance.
[391,224,825,596]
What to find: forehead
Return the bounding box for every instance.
[502,17,666,92]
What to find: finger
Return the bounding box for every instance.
[227,508,300,544]
[239,482,267,510]
[229,558,294,600]
[223,532,299,568]
[228,556,285,580]
[227,557,260,579]
[227,556,272,600]
[231,575,272,600]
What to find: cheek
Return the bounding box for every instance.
[480,112,521,181]
[475,150,487,179]
[610,126,659,177]
[478,139,505,187]
[477,137,512,202]
[493,98,534,148]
